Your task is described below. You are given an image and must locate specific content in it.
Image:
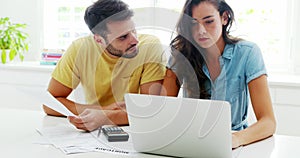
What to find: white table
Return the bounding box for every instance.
[0,107,299,158]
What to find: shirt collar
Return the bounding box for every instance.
[221,44,234,60]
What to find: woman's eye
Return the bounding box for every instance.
[205,20,214,24]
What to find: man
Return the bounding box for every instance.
[43,0,166,131]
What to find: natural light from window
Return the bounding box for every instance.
[43,0,297,75]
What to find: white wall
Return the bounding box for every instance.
[0,0,43,61]
[0,63,52,111]
[269,83,300,136]
[0,63,85,110]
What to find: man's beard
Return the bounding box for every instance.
[106,44,138,58]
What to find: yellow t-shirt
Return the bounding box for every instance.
[52,34,166,107]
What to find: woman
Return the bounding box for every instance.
[161,0,276,148]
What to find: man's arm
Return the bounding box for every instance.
[43,78,103,116]
[106,80,163,125]
[68,80,164,131]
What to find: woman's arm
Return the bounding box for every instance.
[232,75,276,148]
[160,69,180,96]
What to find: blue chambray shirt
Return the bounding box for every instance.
[168,40,267,131]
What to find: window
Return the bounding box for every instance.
[227,0,290,74]
[43,0,300,75]
[43,0,92,49]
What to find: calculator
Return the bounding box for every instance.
[102,126,129,142]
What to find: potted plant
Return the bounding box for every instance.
[0,17,29,64]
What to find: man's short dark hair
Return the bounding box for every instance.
[84,0,134,36]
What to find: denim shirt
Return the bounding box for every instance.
[168,40,267,131]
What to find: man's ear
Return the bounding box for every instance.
[221,11,229,26]
[94,34,106,45]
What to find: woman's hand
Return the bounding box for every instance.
[232,132,241,149]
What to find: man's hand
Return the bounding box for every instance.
[103,101,126,110]
[68,109,113,131]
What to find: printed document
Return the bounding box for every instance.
[36,124,135,155]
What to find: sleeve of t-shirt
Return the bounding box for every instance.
[51,42,81,89]
[140,36,167,85]
[245,43,267,83]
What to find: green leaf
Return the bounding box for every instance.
[9,49,16,61]
[0,17,29,63]
[1,49,6,64]
[19,53,24,61]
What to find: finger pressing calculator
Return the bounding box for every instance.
[102,126,129,142]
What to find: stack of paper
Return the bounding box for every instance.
[35,91,136,155]
[36,124,136,155]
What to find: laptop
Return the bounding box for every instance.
[124,93,232,158]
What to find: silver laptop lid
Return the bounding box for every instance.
[125,93,232,158]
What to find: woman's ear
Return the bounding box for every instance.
[221,11,229,26]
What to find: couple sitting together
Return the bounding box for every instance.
[43,0,276,149]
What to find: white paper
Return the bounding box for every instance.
[36,124,135,155]
[42,91,75,116]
